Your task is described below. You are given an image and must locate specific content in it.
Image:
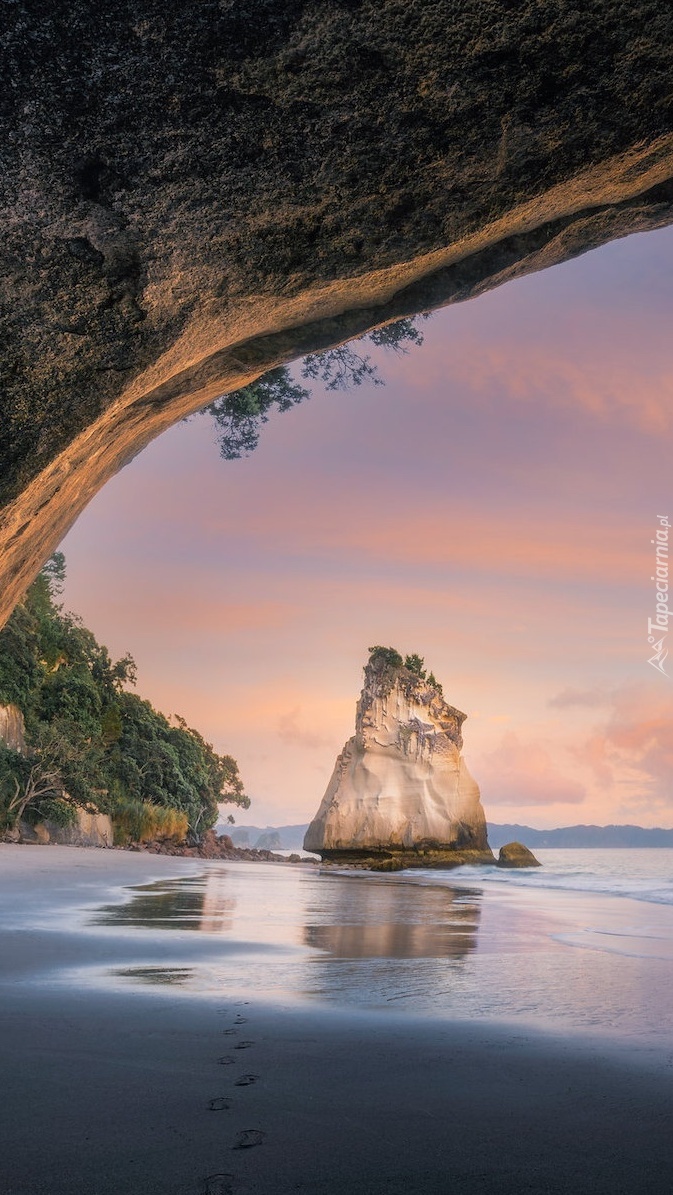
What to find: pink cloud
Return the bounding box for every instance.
[548,686,613,709]
[575,682,673,810]
[476,730,587,807]
[392,298,673,435]
[277,706,333,751]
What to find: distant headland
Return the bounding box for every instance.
[229,822,673,852]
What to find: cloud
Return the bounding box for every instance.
[574,682,673,811]
[276,706,333,751]
[548,686,613,709]
[446,339,673,435]
[476,731,586,807]
[395,293,673,436]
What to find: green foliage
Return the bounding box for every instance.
[367,645,404,670]
[205,316,427,460]
[303,317,427,392]
[105,697,250,836]
[34,798,78,828]
[112,798,189,846]
[404,653,427,679]
[0,744,29,830]
[366,646,439,688]
[426,671,443,696]
[205,367,310,460]
[101,704,123,746]
[40,551,66,599]
[301,342,382,392]
[367,318,426,351]
[0,599,43,709]
[0,555,248,839]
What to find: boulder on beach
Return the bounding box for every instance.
[496,842,542,869]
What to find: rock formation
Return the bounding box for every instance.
[496,842,542,869]
[0,705,26,754]
[304,649,494,867]
[2,3,673,625]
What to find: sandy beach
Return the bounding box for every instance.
[2,844,673,1195]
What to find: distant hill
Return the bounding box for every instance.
[220,821,673,851]
[487,823,673,848]
[220,823,310,851]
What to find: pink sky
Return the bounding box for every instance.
[60,227,673,828]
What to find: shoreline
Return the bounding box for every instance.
[3,845,673,1194]
[2,831,319,865]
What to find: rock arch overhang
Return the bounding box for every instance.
[2,2,673,627]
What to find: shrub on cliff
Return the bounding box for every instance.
[404,653,426,678]
[367,645,404,670]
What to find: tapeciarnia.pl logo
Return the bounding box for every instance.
[647,515,670,676]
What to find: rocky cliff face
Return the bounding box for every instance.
[305,655,492,866]
[2,3,673,626]
[0,704,26,754]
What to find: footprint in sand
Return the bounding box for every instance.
[234,1074,259,1086]
[233,1129,265,1149]
[222,1028,238,1036]
[208,1098,232,1111]
[234,1016,247,1024]
[204,1174,236,1195]
[217,1056,235,1066]
[234,1041,254,1050]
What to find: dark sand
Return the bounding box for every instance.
[2,845,673,1195]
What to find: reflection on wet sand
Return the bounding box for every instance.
[88,868,485,1005]
[303,875,481,959]
[92,874,236,933]
[114,966,195,986]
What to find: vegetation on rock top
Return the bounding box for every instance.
[366,645,444,696]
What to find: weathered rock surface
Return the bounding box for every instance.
[304,652,493,866]
[0,704,26,754]
[18,820,51,846]
[44,810,114,848]
[496,842,542,868]
[9,809,113,847]
[2,3,673,625]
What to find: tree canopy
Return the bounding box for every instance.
[205,316,428,461]
[0,558,249,839]
[366,646,442,693]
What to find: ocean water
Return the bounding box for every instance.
[433,848,673,906]
[67,849,673,1046]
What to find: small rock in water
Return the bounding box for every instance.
[496,841,541,868]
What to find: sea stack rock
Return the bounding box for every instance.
[304,648,494,868]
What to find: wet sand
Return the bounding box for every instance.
[2,845,673,1195]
